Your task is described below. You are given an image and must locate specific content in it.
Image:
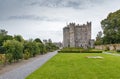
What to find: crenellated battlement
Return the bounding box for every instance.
[65,22,91,28]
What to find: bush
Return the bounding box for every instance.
[23,50,30,60]
[104,46,109,51]
[5,53,13,64]
[58,50,102,53]
[58,48,102,53]
[0,54,5,65]
[3,40,23,62]
[116,49,120,53]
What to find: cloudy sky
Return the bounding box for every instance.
[0,0,120,42]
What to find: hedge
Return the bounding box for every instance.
[58,50,102,53]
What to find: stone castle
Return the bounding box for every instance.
[63,22,94,48]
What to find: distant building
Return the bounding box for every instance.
[63,22,94,48]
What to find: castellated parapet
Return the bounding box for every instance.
[63,22,94,48]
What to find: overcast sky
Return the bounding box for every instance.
[0,0,120,42]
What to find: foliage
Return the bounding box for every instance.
[5,53,13,64]
[116,49,120,53]
[24,40,42,57]
[0,29,8,35]
[0,54,5,65]
[23,50,30,60]
[14,35,24,43]
[3,40,23,62]
[44,42,59,52]
[59,48,102,53]
[95,31,103,45]
[104,46,110,51]
[0,34,13,46]
[26,53,120,79]
[38,43,45,54]
[0,28,59,65]
[34,38,42,43]
[34,38,45,54]
[100,9,120,44]
[58,50,102,53]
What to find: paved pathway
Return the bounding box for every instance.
[0,51,58,79]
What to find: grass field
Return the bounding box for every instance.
[26,53,120,79]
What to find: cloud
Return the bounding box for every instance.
[28,0,106,9]
[7,15,63,21]
[29,0,86,9]
[8,15,46,20]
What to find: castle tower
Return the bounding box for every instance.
[69,23,75,47]
[63,26,70,47]
[63,22,93,48]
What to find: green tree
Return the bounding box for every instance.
[95,31,103,45]
[14,35,24,43]
[23,40,41,57]
[34,38,42,43]
[0,34,13,54]
[101,9,120,44]
[3,40,23,63]
[0,29,8,36]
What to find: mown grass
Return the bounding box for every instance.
[26,53,120,79]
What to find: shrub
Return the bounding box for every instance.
[58,50,102,53]
[104,46,109,51]
[0,54,5,65]
[58,47,102,53]
[116,49,120,53]
[5,53,13,64]
[3,40,23,62]
[23,50,30,60]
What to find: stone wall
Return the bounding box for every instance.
[95,44,120,50]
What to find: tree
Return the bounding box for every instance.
[3,40,23,63]
[14,35,24,43]
[95,31,103,45]
[23,40,41,57]
[34,38,42,43]
[101,9,120,44]
[0,34,13,54]
[0,29,8,36]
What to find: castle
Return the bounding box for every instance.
[63,22,94,48]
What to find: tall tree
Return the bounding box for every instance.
[34,38,42,43]
[101,9,120,44]
[95,31,103,45]
[14,35,24,43]
[0,29,8,36]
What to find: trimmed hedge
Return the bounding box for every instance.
[58,50,102,53]
[58,48,103,53]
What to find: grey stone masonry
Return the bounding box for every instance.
[63,22,94,48]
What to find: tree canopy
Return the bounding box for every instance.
[95,9,120,45]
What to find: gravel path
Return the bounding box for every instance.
[0,51,58,79]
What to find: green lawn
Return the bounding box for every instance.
[26,53,120,79]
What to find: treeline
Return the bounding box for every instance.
[0,29,59,64]
[95,9,120,45]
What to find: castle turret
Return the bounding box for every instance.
[69,23,75,47]
[63,26,70,47]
